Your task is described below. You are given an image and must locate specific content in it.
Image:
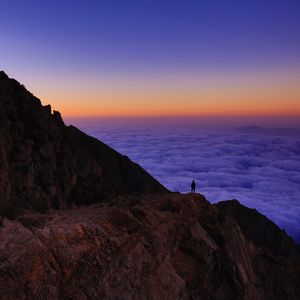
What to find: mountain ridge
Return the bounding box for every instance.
[0,71,167,216]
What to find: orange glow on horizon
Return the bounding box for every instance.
[26,68,300,118]
[39,87,300,118]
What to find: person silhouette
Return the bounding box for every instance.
[191,180,196,193]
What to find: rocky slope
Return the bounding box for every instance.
[0,71,167,216]
[0,193,299,300]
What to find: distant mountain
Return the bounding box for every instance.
[0,71,167,216]
[0,71,299,299]
[237,125,300,137]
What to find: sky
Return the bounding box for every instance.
[1,0,300,116]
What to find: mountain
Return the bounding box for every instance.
[0,71,299,299]
[0,71,167,216]
[0,194,299,300]
[236,125,300,137]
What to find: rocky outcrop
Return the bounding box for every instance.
[216,200,299,256]
[0,194,299,300]
[0,71,167,216]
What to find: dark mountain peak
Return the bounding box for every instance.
[52,110,64,124]
[237,125,300,137]
[0,71,9,80]
[238,125,261,131]
[0,72,167,216]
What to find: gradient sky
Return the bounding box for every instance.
[1,0,300,116]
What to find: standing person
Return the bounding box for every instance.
[191,180,196,193]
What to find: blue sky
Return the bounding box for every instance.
[1,0,300,73]
[1,0,299,116]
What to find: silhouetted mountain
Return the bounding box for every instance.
[0,71,167,216]
[0,71,299,299]
[237,125,300,137]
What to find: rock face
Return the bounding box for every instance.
[0,71,167,216]
[0,194,299,300]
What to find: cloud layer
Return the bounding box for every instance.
[81,124,300,243]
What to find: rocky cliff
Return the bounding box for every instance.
[0,72,299,299]
[0,194,299,300]
[0,71,167,216]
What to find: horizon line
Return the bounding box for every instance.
[63,114,300,119]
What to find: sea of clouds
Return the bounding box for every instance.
[73,119,300,242]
